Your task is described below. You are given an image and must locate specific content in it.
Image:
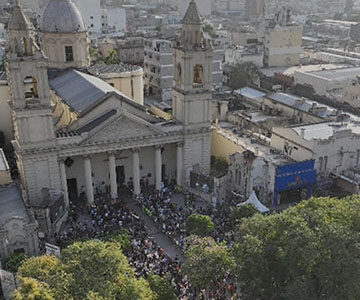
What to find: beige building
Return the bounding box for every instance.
[4,0,212,238]
[264,24,303,67]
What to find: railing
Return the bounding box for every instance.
[193,83,204,89]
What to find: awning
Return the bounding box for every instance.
[237,191,270,213]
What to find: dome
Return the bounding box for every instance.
[40,0,86,33]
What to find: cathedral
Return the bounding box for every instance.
[3,0,213,238]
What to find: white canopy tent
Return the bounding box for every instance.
[237,191,270,213]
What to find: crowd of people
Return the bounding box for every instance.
[138,188,188,249]
[137,187,237,250]
[56,195,196,299]
[53,184,246,299]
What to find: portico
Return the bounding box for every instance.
[59,142,184,204]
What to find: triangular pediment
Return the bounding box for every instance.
[80,112,164,145]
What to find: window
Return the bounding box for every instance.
[65,46,74,62]
[193,64,203,84]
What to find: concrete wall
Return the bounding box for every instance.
[271,127,314,162]
[211,129,245,161]
[264,25,303,67]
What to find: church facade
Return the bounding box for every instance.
[5,0,213,236]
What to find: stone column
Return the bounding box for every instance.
[132,149,141,195]
[176,142,183,186]
[59,159,69,208]
[155,146,162,190]
[108,152,118,199]
[83,155,94,205]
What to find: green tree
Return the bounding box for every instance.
[203,24,216,38]
[100,50,120,65]
[233,196,360,300]
[15,240,156,300]
[147,274,177,300]
[12,277,55,300]
[186,214,215,237]
[210,156,228,177]
[183,236,235,299]
[230,204,258,224]
[103,229,131,252]
[3,253,28,273]
[17,255,72,300]
[228,62,259,90]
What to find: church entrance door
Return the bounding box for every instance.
[116,166,125,185]
[67,178,78,201]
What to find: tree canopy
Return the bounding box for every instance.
[228,62,259,90]
[232,196,360,300]
[183,236,235,298]
[147,274,177,300]
[230,204,258,224]
[12,277,55,300]
[186,214,215,237]
[15,240,155,300]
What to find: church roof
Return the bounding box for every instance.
[49,69,127,114]
[8,2,34,31]
[183,0,202,25]
[40,0,86,33]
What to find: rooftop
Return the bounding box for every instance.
[234,87,266,103]
[87,63,141,75]
[298,66,360,81]
[266,92,338,119]
[49,69,130,114]
[0,184,30,226]
[216,123,292,166]
[290,121,360,140]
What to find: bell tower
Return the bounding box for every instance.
[173,0,213,181]
[6,1,62,208]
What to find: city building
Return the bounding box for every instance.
[116,37,144,65]
[263,8,303,67]
[225,45,264,67]
[271,121,360,179]
[294,66,360,98]
[264,24,303,67]
[144,39,173,101]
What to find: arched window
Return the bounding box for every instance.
[193,64,203,84]
[23,76,39,100]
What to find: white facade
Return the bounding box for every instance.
[73,0,102,35]
[225,46,264,67]
[106,7,126,34]
[294,67,360,97]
